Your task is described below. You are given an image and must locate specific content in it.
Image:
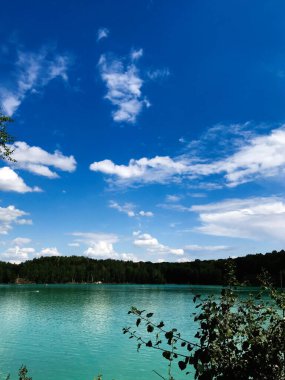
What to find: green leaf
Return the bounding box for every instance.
[162,351,171,360]
[147,324,154,333]
[178,361,187,370]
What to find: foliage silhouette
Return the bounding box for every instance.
[0,249,284,285]
[0,113,15,161]
[124,261,285,379]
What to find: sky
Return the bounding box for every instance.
[1,0,285,264]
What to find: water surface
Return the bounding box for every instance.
[0,284,254,380]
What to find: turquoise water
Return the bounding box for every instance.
[0,284,252,380]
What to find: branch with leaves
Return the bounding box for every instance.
[0,113,15,161]
[124,262,285,380]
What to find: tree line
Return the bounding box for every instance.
[0,249,284,285]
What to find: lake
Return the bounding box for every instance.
[0,284,255,380]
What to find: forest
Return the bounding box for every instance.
[0,249,284,285]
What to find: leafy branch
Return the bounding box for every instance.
[124,262,285,380]
[0,113,15,161]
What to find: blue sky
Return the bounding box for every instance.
[1,0,285,263]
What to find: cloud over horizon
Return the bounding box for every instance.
[70,232,138,261]
[133,232,184,256]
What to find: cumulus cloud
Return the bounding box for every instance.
[90,126,285,188]
[134,232,184,255]
[0,167,41,193]
[109,200,153,217]
[2,246,36,264]
[39,247,61,257]
[191,197,285,242]
[1,242,62,263]
[0,205,31,235]
[0,47,71,115]
[90,156,188,186]
[97,27,110,41]
[98,51,149,123]
[10,141,76,178]
[70,232,138,261]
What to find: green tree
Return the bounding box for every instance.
[124,262,285,380]
[0,113,15,161]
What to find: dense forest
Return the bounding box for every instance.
[0,249,284,285]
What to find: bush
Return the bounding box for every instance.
[124,263,285,380]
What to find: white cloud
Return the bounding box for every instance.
[184,245,230,252]
[0,205,31,235]
[15,218,33,225]
[147,68,170,80]
[0,47,71,115]
[158,202,191,212]
[98,52,149,123]
[191,197,285,242]
[2,246,35,264]
[97,27,110,41]
[109,201,136,217]
[109,200,153,217]
[12,237,31,246]
[1,244,61,263]
[84,242,118,259]
[90,156,188,186]
[131,48,143,60]
[134,232,184,255]
[166,195,181,202]
[176,257,192,263]
[90,126,285,188]
[38,247,61,257]
[138,210,153,217]
[68,242,80,247]
[186,125,285,187]
[215,127,285,186]
[120,253,139,262]
[70,231,138,261]
[0,167,41,193]
[2,95,21,116]
[10,141,76,178]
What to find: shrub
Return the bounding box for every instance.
[124,263,285,380]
